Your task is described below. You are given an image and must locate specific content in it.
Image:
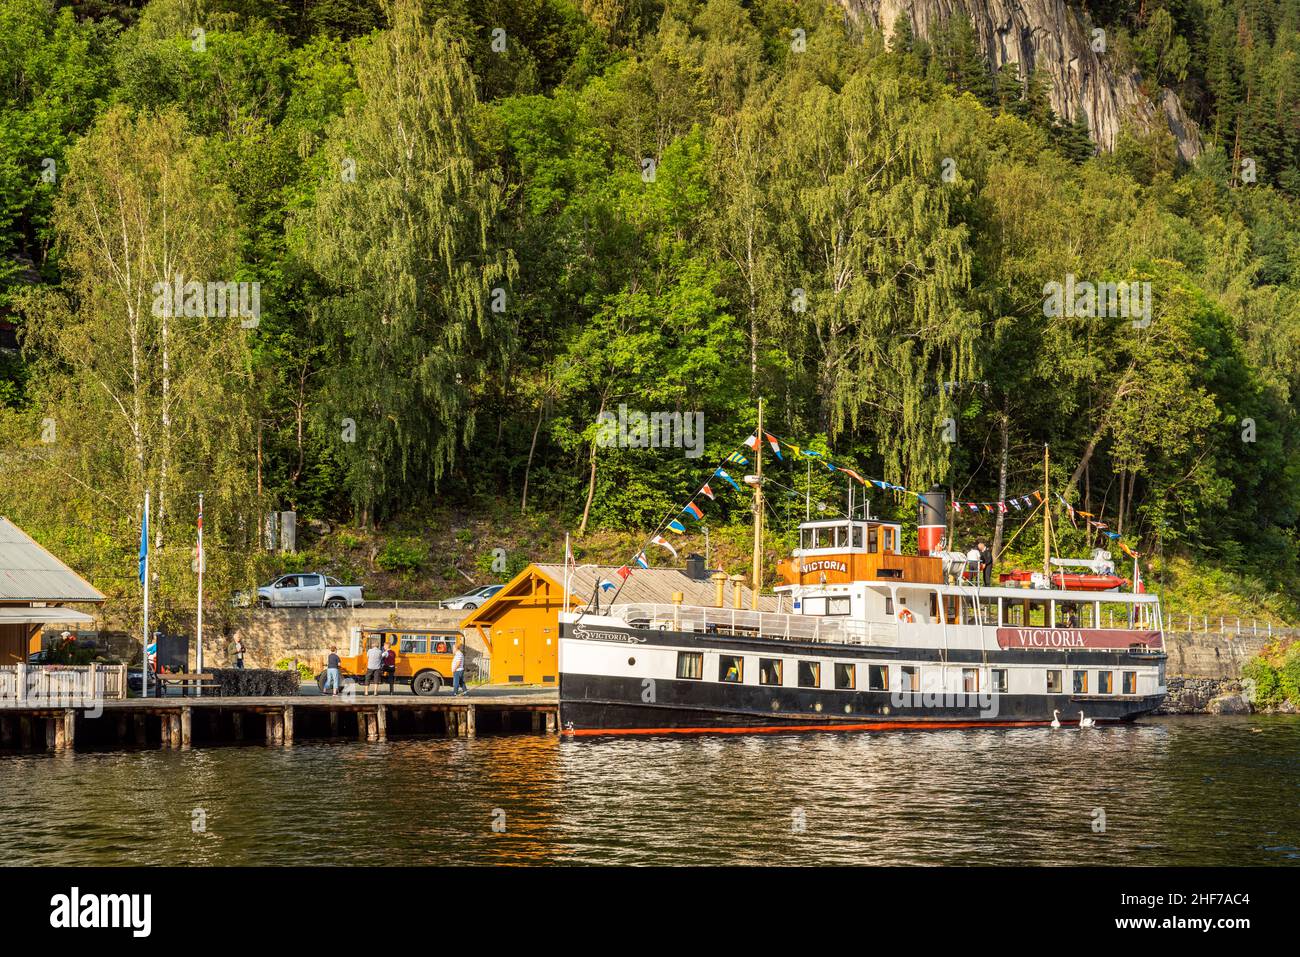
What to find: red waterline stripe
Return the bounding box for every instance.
[565,718,1083,737]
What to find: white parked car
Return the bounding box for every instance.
[442,584,504,610]
[256,573,364,608]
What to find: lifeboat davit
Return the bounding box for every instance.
[998,570,1130,592]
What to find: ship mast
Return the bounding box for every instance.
[1042,443,1051,577]
[751,397,763,610]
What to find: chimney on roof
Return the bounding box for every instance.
[684,553,707,580]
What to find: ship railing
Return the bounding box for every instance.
[610,604,898,647]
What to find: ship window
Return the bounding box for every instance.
[852,525,864,549]
[869,664,888,691]
[677,652,704,680]
[867,526,878,553]
[978,599,998,625]
[1073,671,1089,693]
[826,596,851,615]
[1046,670,1062,693]
[883,527,896,553]
[798,661,821,688]
[1122,671,1137,694]
[885,596,894,616]
[834,663,855,690]
[962,668,979,692]
[1098,671,1113,694]
[992,669,1008,693]
[901,665,920,691]
[944,596,960,625]
[759,658,783,686]
[719,655,744,683]
[804,597,826,615]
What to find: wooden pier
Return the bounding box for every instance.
[0,691,559,752]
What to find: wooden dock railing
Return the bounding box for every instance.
[0,664,127,704]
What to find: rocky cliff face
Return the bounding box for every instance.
[841,0,1202,162]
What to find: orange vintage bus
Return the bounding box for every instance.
[316,628,463,696]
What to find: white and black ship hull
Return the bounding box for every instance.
[559,619,1166,736]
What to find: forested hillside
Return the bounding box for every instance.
[1,0,1299,625]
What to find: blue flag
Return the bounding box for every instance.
[138,499,149,585]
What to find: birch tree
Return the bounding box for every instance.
[298,0,516,517]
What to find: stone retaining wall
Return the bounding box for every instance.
[201,607,488,678]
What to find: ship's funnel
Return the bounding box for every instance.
[918,485,947,556]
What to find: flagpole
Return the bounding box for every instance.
[1042,444,1051,578]
[751,398,764,610]
[196,492,204,694]
[562,532,571,615]
[142,491,150,700]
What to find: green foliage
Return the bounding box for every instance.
[1243,639,1300,706]
[3,0,1300,625]
[376,538,427,574]
[274,656,315,680]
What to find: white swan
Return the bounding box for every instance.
[1051,709,1061,729]
[1079,712,1096,729]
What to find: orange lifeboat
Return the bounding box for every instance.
[998,570,1130,591]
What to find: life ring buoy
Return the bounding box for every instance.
[897,607,915,624]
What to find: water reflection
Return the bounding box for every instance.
[0,717,1295,865]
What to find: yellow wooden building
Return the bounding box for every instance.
[460,560,774,685]
[0,517,105,664]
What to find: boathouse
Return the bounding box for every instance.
[460,558,776,684]
[0,517,105,664]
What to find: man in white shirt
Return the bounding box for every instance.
[451,641,467,696]
[365,640,383,696]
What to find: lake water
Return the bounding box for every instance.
[1,716,1297,866]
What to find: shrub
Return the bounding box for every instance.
[1243,657,1282,707]
[377,538,427,573]
[274,657,315,681]
[1278,643,1300,705]
[211,668,298,697]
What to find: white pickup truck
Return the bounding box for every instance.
[256,573,364,608]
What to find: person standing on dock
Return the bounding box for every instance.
[233,638,246,670]
[451,640,467,696]
[365,640,383,696]
[381,639,396,694]
[324,647,341,696]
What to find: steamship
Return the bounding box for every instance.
[558,487,1167,735]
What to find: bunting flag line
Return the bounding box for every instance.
[699,483,715,500]
[599,579,616,593]
[765,432,783,460]
[667,519,687,534]
[726,451,749,466]
[743,434,759,450]
[651,535,678,560]
[617,565,631,581]
[683,501,704,520]
[634,552,649,569]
